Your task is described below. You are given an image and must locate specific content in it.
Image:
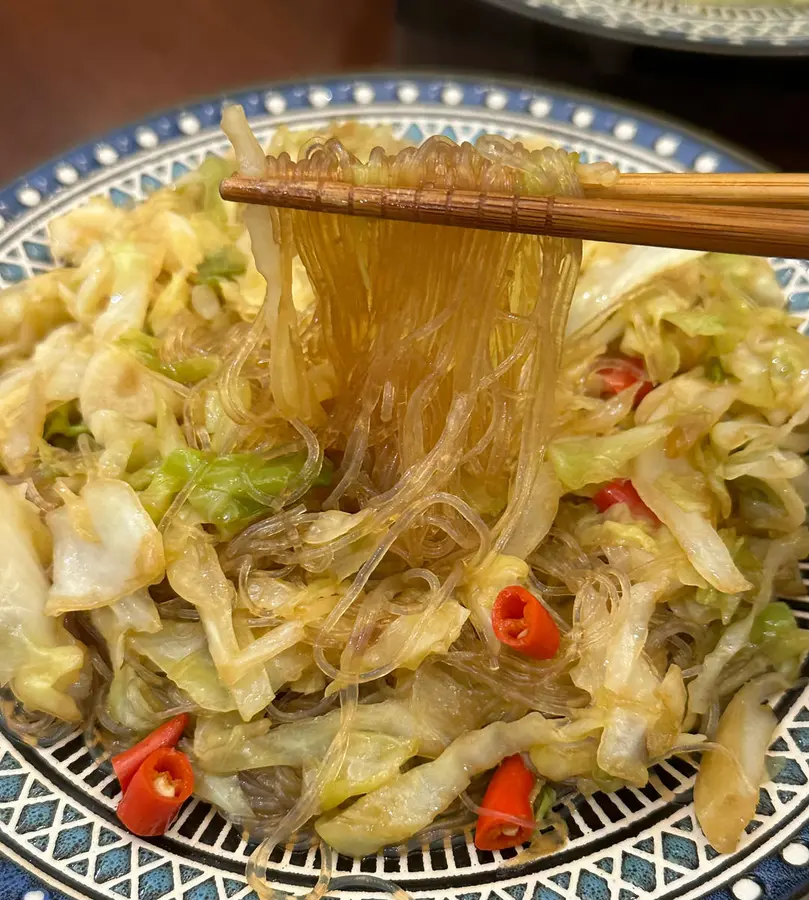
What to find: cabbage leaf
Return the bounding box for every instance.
[549,423,670,492]
[0,483,86,721]
[315,713,555,856]
[165,519,273,720]
[694,678,778,853]
[130,620,238,712]
[47,479,165,614]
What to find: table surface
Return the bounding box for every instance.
[1,0,807,185]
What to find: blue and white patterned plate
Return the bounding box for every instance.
[480,0,809,54]
[1,74,809,900]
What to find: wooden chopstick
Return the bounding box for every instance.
[581,173,809,209]
[220,177,809,259]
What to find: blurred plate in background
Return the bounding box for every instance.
[477,0,809,54]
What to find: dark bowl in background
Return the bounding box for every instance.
[393,0,809,171]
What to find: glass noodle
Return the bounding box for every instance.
[220,106,584,896]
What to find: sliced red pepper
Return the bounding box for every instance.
[475,754,536,851]
[492,585,560,661]
[596,357,653,407]
[112,714,188,792]
[593,478,658,523]
[116,747,194,837]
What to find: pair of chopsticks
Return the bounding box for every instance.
[220,172,809,259]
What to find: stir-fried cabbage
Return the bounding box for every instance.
[316,713,555,856]
[1,113,807,884]
[694,676,781,853]
[0,483,86,720]
[47,479,165,614]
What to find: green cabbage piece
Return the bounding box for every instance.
[46,478,165,615]
[751,602,809,672]
[194,666,489,774]
[106,663,163,732]
[349,600,469,675]
[0,270,72,357]
[566,246,705,339]
[43,400,91,446]
[307,732,418,811]
[548,422,670,491]
[193,701,415,775]
[0,368,46,476]
[535,785,557,821]
[633,446,751,594]
[92,242,160,342]
[130,620,237,712]
[165,520,273,721]
[177,155,237,227]
[686,532,809,718]
[530,737,598,782]
[139,447,332,535]
[191,766,253,819]
[117,330,219,385]
[705,357,727,383]
[191,247,247,287]
[90,589,161,671]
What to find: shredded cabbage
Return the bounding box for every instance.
[1,112,807,883]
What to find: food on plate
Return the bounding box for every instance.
[1,107,808,896]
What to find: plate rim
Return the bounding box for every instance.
[475,0,809,56]
[0,67,775,226]
[0,70,807,900]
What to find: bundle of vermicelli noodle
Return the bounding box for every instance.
[220,106,585,897]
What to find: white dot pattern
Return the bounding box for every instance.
[353,83,375,105]
[135,127,158,149]
[264,92,287,115]
[572,107,595,128]
[55,164,79,185]
[94,143,118,166]
[485,90,508,111]
[441,84,464,106]
[529,96,552,117]
[784,842,809,866]
[694,152,720,173]
[16,186,41,207]
[732,878,762,900]
[308,87,332,109]
[613,119,637,141]
[397,82,419,104]
[178,112,201,135]
[655,134,680,157]
[23,892,46,900]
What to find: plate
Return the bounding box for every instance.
[1,73,809,900]
[478,0,809,54]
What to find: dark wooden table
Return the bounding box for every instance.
[1,0,807,185]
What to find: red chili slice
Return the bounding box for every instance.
[112,714,188,793]
[596,357,653,407]
[492,585,560,661]
[475,754,536,851]
[592,479,658,523]
[116,747,194,837]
